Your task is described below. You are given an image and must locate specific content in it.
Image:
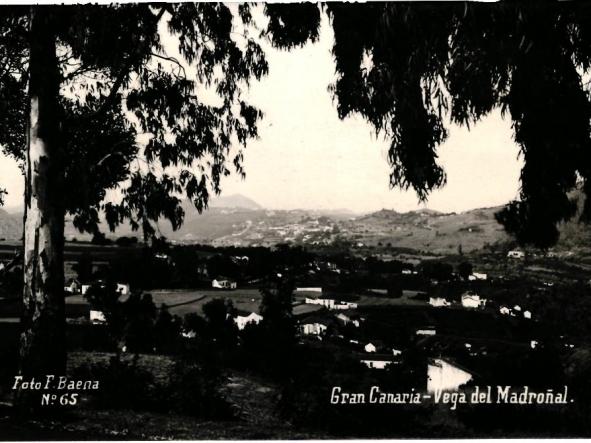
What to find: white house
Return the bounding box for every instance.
[301,322,328,336]
[427,358,473,393]
[523,310,532,320]
[402,269,412,275]
[499,306,511,315]
[360,355,395,370]
[469,272,488,281]
[81,284,91,295]
[332,301,358,310]
[89,310,106,324]
[507,250,525,259]
[305,297,335,308]
[429,297,450,307]
[296,287,322,293]
[212,279,237,290]
[304,298,357,310]
[392,348,402,356]
[64,279,81,294]
[234,312,263,330]
[116,283,130,295]
[416,328,436,336]
[181,330,196,339]
[461,293,486,309]
[513,305,522,312]
[365,342,377,353]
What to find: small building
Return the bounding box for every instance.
[507,250,525,259]
[234,312,263,330]
[461,292,486,309]
[427,358,473,393]
[360,354,397,370]
[416,327,436,336]
[332,301,358,310]
[90,310,106,324]
[301,322,328,336]
[300,316,332,336]
[365,342,377,353]
[469,272,488,281]
[181,330,196,339]
[305,297,335,308]
[296,287,322,293]
[116,283,130,295]
[429,297,450,307]
[81,284,91,295]
[523,310,532,320]
[212,279,237,290]
[499,306,511,315]
[64,278,81,294]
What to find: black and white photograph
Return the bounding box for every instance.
[0,0,591,439]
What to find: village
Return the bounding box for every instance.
[0,231,587,439]
[0,240,574,395]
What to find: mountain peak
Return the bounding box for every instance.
[208,194,262,210]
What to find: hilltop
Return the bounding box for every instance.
[208,194,263,210]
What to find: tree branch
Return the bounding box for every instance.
[78,5,170,122]
[151,52,187,78]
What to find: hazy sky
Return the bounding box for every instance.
[0,8,523,214]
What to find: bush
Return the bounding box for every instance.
[72,357,156,410]
[165,360,234,419]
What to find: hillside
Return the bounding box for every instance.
[0,209,21,240]
[2,193,590,254]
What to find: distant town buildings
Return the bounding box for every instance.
[304,297,358,310]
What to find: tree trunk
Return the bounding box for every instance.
[19,6,65,383]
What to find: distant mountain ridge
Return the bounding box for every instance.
[208,194,262,210]
[0,193,589,255]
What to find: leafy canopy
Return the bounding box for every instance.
[2,3,591,248]
[269,2,591,248]
[0,4,281,239]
